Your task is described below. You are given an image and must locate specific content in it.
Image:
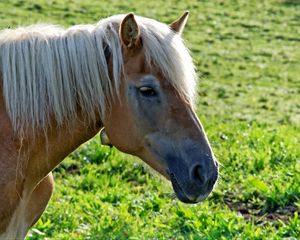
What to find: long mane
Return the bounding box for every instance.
[0,15,196,136]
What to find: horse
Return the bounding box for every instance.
[0,12,218,239]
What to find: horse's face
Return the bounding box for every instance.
[103,13,218,203]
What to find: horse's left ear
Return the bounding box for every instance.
[120,13,140,49]
[170,11,189,34]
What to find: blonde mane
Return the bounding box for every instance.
[0,15,196,136]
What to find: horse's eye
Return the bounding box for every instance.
[139,86,157,97]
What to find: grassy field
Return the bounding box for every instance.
[1,0,299,239]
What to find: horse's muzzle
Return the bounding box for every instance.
[167,153,218,204]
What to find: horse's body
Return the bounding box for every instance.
[0,13,218,239]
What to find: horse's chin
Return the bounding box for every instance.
[169,172,209,204]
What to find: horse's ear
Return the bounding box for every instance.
[120,13,140,49]
[170,11,189,34]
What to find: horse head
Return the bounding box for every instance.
[102,13,218,203]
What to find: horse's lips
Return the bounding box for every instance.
[169,173,197,204]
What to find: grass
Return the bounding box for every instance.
[0,0,299,239]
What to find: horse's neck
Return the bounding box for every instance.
[24,115,102,188]
[4,86,101,179]
[1,78,102,186]
[0,75,102,235]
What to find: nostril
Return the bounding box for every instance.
[191,165,207,186]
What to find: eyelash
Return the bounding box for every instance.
[139,86,157,97]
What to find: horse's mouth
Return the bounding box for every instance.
[169,172,211,204]
[169,173,200,204]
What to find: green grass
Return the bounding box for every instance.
[1,0,299,239]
